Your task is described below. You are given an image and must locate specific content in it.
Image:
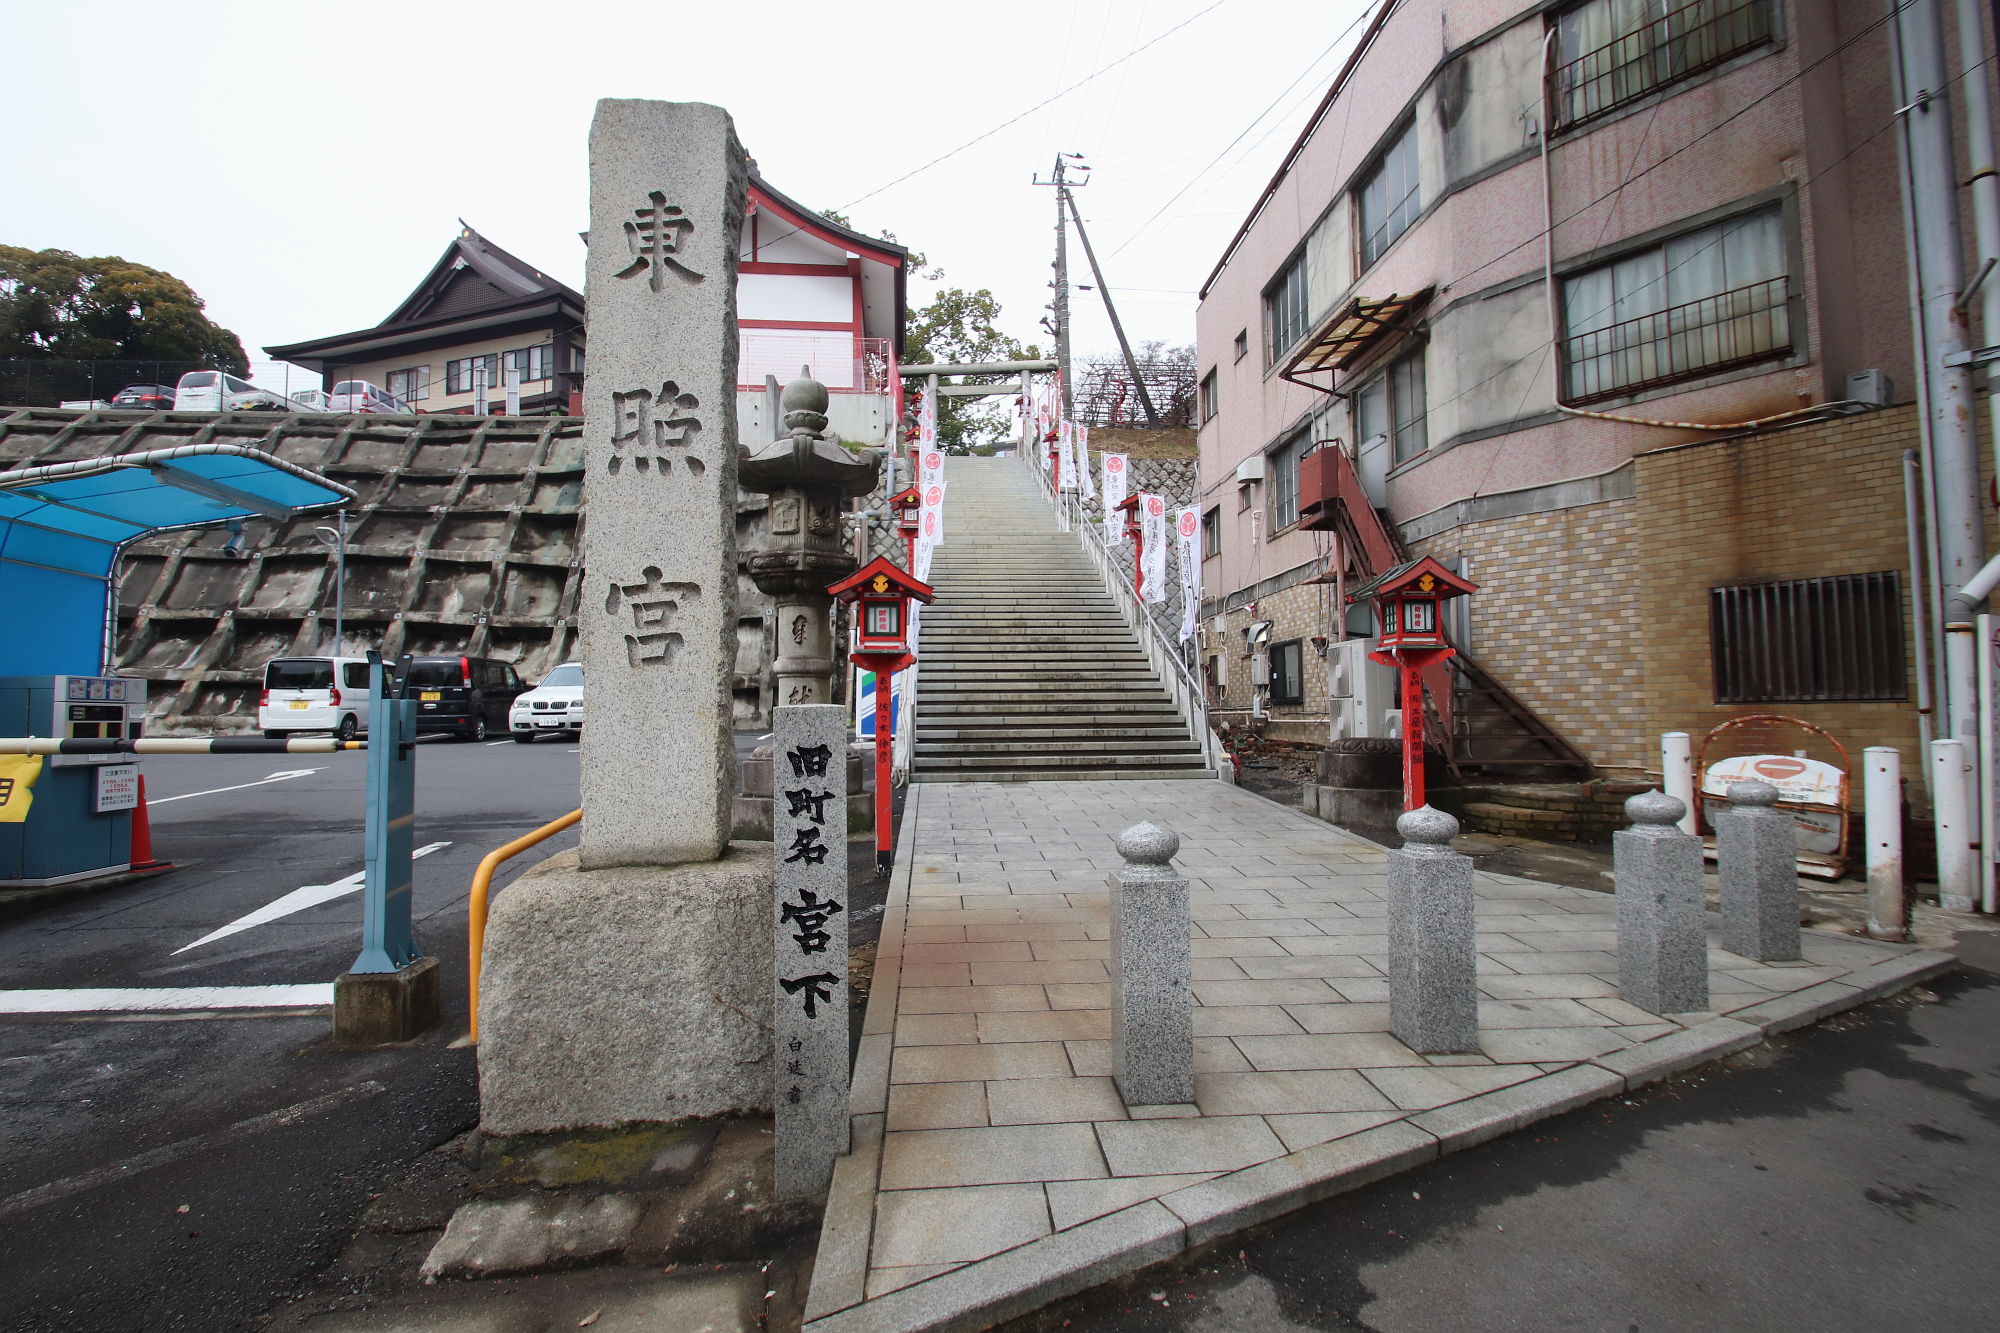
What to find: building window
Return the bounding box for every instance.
[446,354,498,395]
[1199,369,1219,423]
[507,344,553,383]
[1202,506,1221,558]
[1267,430,1312,532]
[1264,251,1310,361]
[1354,348,1429,465]
[1553,0,1775,130]
[1233,330,1249,362]
[1269,639,1304,705]
[1710,572,1906,703]
[385,365,430,402]
[1356,121,1421,269]
[1561,205,1789,402]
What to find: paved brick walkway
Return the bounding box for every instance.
[804,779,1948,1331]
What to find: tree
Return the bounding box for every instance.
[904,287,1041,453]
[0,246,248,371]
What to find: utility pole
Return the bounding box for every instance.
[1893,0,1988,909]
[1067,190,1161,429]
[1035,153,1085,420]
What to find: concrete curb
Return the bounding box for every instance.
[802,825,1960,1331]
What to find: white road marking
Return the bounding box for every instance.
[0,1080,383,1220]
[148,769,323,805]
[171,842,452,954]
[0,984,336,1014]
[485,739,512,746]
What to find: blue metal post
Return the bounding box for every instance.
[352,651,418,973]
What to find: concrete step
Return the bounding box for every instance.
[913,767,1214,784]
[914,752,1208,772]
[916,726,1193,741]
[922,740,1204,757]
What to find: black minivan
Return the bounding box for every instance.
[394,655,527,741]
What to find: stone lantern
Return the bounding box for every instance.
[739,368,883,708]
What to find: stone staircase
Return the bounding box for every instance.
[911,458,1211,783]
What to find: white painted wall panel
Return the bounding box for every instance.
[738,272,853,323]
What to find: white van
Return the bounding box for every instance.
[288,388,336,413]
[259,657,372,741]
[175,370,292,412]
[327,380,413,414]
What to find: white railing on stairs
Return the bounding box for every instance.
[1014,446,1228,778]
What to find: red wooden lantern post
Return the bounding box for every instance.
[888,484,922,570]
[829,556,936,876]
[1113,493,1143,596]
[1346,558,1478,811]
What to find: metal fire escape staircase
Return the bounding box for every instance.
[1300,444,1591,783]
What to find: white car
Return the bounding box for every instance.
[509,662,583,742]
[175,370,292,412]
[289,389,336,412]
[327,380,413,414]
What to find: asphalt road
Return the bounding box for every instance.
[1005,929,2000,1333]
[0,733,585,1333]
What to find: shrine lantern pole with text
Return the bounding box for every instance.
[1113,493,1143,596]
[1346,558,1478,810]
[828,557,935,875]
[889,484,922,570]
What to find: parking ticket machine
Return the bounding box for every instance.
[0,675,146,886]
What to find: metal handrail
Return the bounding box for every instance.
[1038,472,1226,776]
[466,807,582,1043]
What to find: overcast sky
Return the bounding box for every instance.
[3,0,1371,391]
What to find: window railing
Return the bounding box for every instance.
[1561,275,1790,402]
[1552,0,1774,130]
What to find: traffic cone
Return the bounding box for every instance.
[129,775,174,874]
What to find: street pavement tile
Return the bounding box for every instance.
[985,1075,1129,1125]
[1478,1025,1635,1063]
[1330,979,1393,1002]
[1265,1109,1409,1152]
[1192,978,1343,1007]
[1096,1115,1288,1176]
[877,1122,1108,1188]
[1046,1174,1220,1232]
[1719,965,1850,992]
[970,959,1109,986]
[1472,878,1584,898]
[1189,901,1250,920]
[894,1013,979,1046]
[886,1081,990,1131]
[1478,973,1620,1000]
[902,941,1036,964]
[1046,982,1113,1009]
[1232,899,1340,919]
[1234,1032,1427,1071]
[1551,895,1617,913]
[890,1041,1073,1085]
[1127,1103,1203,1118]
[1423,1052,1497,1066]
[904,926,968,944]
[1189,958,1251,980]
[1192,1005,1309,1037]
[1269,885,1388,904]
[1063,1037,1252,1077]
[1281,934,1392,956]
[897,984,1048,1015]
[1477,997,1623,1029]
[1197,917,1325,938]
[1579,995,1678,1025]
[1192,1070,1396,1116]
[1613,1023,1680,1041]
[1190,936,1292,958]
[1235,955,1385,980]
[865,1263,966,1300]
[870,1183,1050,1266]
[899,963,973,988]
[1030,939,1109,960]
[1482,950,1620,975]
[1699,970,1783,994]
[1512,913,1619,932]
[960,924,1094,943]
[1282,1002,1393,1033]
[976,1009,1111,1043]
[1361,1063,1541,1110]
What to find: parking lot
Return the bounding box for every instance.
[0,734,583,1332]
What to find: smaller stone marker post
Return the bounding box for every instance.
[1109,822,1193,1105]
[772,703,850,1198]
[1387,805,1478,1054]
[1715,780,1801,961]
[1615,789,1709,1015]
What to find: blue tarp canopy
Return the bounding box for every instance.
[0,445,355,676]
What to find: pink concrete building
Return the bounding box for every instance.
[1193,0,1974,787]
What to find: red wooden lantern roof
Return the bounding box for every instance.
[888,485,922,507]
[1344,556,1477,605]
[828,555,936,605]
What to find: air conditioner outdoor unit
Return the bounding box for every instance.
[1234,456,1266,484]
[1844,368,1892,407]
[1326,639,1397,736]
[1330,698,1358,741]
[1384,708,1404,740]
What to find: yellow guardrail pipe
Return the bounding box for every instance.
[467,808,581,1043]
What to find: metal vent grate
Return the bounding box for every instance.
[1709,572,1905,703]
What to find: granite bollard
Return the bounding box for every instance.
[1387,805,1479,1054]
[1715,779,1802,962]
[1615,789,1709,1015]
[772,704,850,1198]
[1108,822,1193,1105]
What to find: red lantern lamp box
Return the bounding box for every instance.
[1693,714,1852,879]
[888,485,922,536]
[828,555,934,668]
[1344,557,1477,655]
